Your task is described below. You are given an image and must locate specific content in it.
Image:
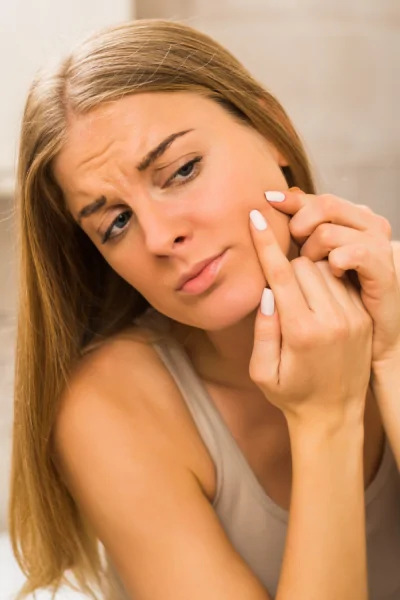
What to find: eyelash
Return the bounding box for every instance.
[101,156,203,244]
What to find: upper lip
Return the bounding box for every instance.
[175,251,224,290]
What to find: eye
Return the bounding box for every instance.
[101,210,132,244]
[165,156,203,187]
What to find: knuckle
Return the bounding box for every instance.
[249,365,262,385]
[268,264,292,286]
[291,255,313,271]
[289,219,303,238]
[291,328,314,349]
[377,216,392,238]
[320,193,336,214]
[249,363,270,387]
[330,318,349,340]
[353,244,368,261]
[358,204,374,213]
[378,240,394,261]
[316,223,333,246]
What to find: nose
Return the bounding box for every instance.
[139,204,190,255]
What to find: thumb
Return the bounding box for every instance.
[249,288,282,387]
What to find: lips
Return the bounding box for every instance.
[175,252,224,291]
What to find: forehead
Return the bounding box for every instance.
[60,92,222,162]
[53,92,226,198]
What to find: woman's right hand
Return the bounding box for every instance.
[248,209,373,425]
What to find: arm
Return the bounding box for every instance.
[371,348,400,469]
[54,338,368,600]
[369,240,400,469]
[279,416,367,600]
[54,340,271,600]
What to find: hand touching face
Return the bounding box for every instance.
[264,189,400,366]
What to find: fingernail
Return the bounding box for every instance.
[250,209,267,231]
[261,288,275,316]
[265,191,286,202]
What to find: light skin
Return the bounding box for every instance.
[54,91,297,390]
[54,90,399,395]
[260,190,400,469]
[53,90,400,599]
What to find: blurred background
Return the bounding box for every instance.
[0,0,399,597]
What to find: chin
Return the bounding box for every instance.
[177,273,265,331]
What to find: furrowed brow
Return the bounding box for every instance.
[136,129,194,171]
[76,129,194,225]
[77,196,107,225]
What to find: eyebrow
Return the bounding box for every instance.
[76,129,194,225]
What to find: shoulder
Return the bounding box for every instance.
[55,325,181,449]
[53,324,215,501]
[50,327,266,599]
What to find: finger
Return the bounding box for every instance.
[342,275,370,314]
[328,242,397,297]
[290,256,341,313]
[290,195,392,241]
[312,260,358,315]
[300,224,371,262]
[249,209,309,324]
[250,289,282,386]
[329,245,400,352]
[265,190,391,242]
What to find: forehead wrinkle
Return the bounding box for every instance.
[77,137,116,171]
[70,139,125,201]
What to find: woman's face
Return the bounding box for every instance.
[54,92,292,330]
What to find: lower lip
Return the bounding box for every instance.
[179,251,227,295]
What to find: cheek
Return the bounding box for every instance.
[266,206,292,256]
[102,245,146,289]
[196,177,292,258]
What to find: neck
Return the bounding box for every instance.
[188,310,259,390]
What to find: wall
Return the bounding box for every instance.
[0,0,134,192]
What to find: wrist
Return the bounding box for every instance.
[284,401,366,439]
[287,416,365,465]
[372,344,400,384]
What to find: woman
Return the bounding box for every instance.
[9,19,400,600]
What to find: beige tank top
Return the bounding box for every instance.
[105,309,400,600]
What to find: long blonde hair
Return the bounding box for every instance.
[9,18,317,599]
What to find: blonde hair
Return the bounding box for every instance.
[9,18,317,599]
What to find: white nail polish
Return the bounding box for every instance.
[265,191,286,202]
[250,209,267,231]
[261,288,275,316]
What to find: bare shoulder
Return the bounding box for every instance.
[51,328,270,599]
[54,324,215,500]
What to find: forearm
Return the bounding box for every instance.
[372,348,400,470]
[276,417,368,600]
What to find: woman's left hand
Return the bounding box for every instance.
[265,189,400,367]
